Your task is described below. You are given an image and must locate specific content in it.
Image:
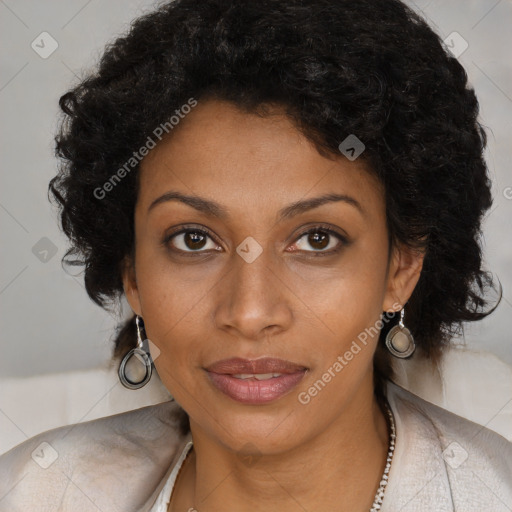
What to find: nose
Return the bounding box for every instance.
[213,246,293,341]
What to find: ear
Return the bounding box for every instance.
[121,255,143,316]
[382,242,425,312]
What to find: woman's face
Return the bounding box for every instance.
[123,99,423,453]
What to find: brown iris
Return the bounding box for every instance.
[184,231,208,250]
[307,230,329,250]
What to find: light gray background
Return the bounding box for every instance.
[1,0,511,378]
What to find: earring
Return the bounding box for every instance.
[118,315,153,389]
[385,307,416,358]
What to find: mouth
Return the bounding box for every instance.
[230,372,287,380]
[205,356,307,375]
[205,357,308,404]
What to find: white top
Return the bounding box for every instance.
[1,379,511,511]
[148,378,512,511]
[149,440,193,512]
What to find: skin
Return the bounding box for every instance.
[122,99,424,512]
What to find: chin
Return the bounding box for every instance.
[198,401,311,455]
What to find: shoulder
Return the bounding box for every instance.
[385,380,512,510]
[0,399,188,512]
[388,379,512,461]
[391,346,512,440]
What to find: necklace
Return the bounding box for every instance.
[369,397,396,511]
[169,397,396,512]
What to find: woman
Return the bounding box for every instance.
[0,0,510,510]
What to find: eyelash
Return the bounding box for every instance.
[162,223,349,258]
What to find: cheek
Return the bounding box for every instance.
[293,262,388,412]
[292,239,389,380]
[137,270,209,402]
[134,235,216,326]
[292,240,388,335]
[132,248,211,373]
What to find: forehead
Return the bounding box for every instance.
[137,99,384,219]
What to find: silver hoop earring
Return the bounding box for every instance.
[118,315,153,389]
[385,307,416,359]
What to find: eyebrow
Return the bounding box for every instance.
[148,191,364,220]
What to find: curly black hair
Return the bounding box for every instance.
[49,0,500,436]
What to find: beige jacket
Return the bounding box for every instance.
[1,380,511,511]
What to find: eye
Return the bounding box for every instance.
[291,225,348,255]
[163,226,220,255]
[162,223,348,257]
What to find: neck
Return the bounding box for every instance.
[170,381,390,512]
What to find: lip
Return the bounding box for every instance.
[205,357,308,404]
[205,357,307,375]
